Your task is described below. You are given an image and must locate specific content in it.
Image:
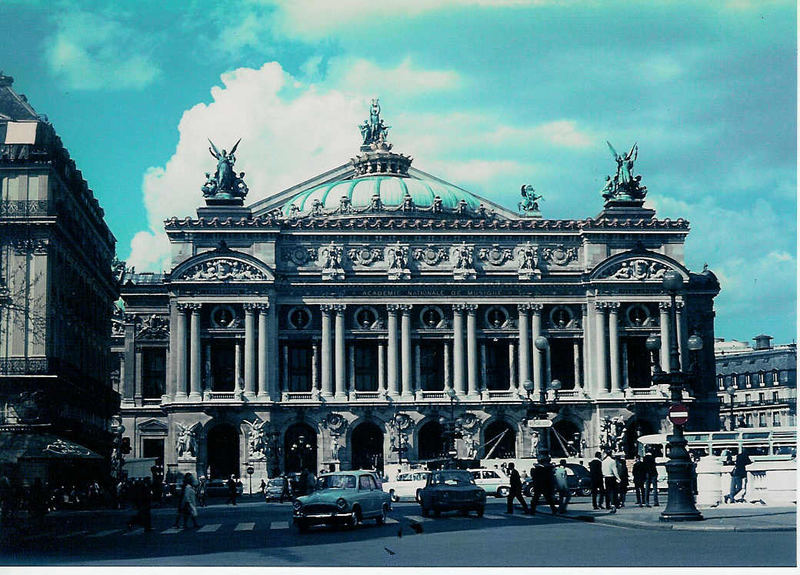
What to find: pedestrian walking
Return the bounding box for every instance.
[601,451,620,513]
[279,473,293,503]
[588,451,605,510]
[180,473,200,528]
[504,462,529,514]
[616,454,629,507]
[554,460,571,514]
[198,476,207,507]
[632,455,647,506]
[127,478,153,531]
[529,458,557,515]
[259,479,267,496]
[725,451,752,503]
[643,451,659,507]
[226,474,238,505]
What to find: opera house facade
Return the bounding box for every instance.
[113,103,720,483]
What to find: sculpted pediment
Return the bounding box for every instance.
[138,419,168,434]
[172,254,274,283]
[591,253,687,282]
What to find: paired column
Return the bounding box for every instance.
[608,302,621,395]
[466,304,478,396]
[594,302,608,395]
[320,304,333,397]
[517,304,531,387]
[334,304,346,399]
[257,303,269,399]
[400,304,413,397]
[573,339,582,390]
[243,304,256,398]
[377,343,386,394]
[452,305,466,395]
[659,302,670,373]
[387,305,400,397]
[508,341,517,391]
[174,303,189,399]
[443,342,452,390]
[531,304,543,395]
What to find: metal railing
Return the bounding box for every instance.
[0,200,50,217]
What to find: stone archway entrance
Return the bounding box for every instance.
[551,420,582,458]
[351,422,384,472]
[483,420,516,458]
[417,421,445,460]
[284,423,317,473]
[207,424,240,479]
[625,418,656,457]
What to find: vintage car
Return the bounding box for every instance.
[292,470,392,532]
[382,470,430,502]
[522,463,592,497]
[264,477,287,502]
[468,468,511,498]
[418,469,487,517]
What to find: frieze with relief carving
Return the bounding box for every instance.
[541,244,578,267]
[478,244,514,266]
[179,258,266,281]
[516,242,541,280]
[281,246,318,266]
[451,243,477,280]
[320,243,345,280]
[412,245,449,266]
[347,246,384,267]
[598,258,670,281]
[385,244,411,280]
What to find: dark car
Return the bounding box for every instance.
[206,478,244,497]
[418,469,487,518]
[522,463,591,497]
[264,477,286,502]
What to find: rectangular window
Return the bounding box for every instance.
[773,412,781,426]
[141,437,165,466]
[758,392,764,404]
[758,413,766,427]
[288,345,312,392]
[772,371,780,384]
[142,348,167,398]
[744,393,750,403]
[419,342,444,391]
[758,372,765,386]
[745,374,752,387]
[485,341,510,390]
[773,391,779,403]
[354,343,378,391]
[550,338,576,389]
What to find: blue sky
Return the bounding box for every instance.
[1,0,796,344]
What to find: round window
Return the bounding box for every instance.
[420,306,444,328]
[485,306,509,329]
[354,306,378,329]
[211,305,236,328]
[627,304,650,327]
[288,307,311,330]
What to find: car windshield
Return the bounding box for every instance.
[316,475,356,490]
[267,479,284,487]
[430,471,473,486]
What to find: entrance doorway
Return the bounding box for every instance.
[210,342,236,391]
[417,421,445,460]
[551,420,582,458]
[207,424,239,479]
[483,420,516,458]
[351,422,384,472]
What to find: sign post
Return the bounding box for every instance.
[667,404,689,427]
[247,465,255,495]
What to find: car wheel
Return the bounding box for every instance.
[294,520,309,533]
[376,504,388,526]
[347,507,361,528]
[415,489,422,503]
[579,488,591,497]
[476,506,485,518]
[497,486,510,498]
[421,505,430,517]
[390,490,399,503]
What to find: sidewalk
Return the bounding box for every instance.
[557,498,797,532]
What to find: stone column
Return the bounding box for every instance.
[234,340,242,393]
[509,341,517,391]
[387,305,400,396]
[466,304,479,397]
[257,304,268,399]
[189,303,202,400]
[573,339,582,390]
[267,300,278,400]
[320,305,333,398]
[414,343,422,395]
[531,304,543,395]
[595,302,608,395]
[443,341,452,390]
[517,304,531,387]
[348,343,356,397]
[676,301,688,371]
[659,302,670,372]
[312,342,319,393]
[203,343,211,395]
[582,303,592,395]
[175,304,188,399]
[281,344,289,392]
[243,304,256,398]
[134,348,143,405]
[400,304,413,397]
[480,342,488,394]
[452,304,465,395]
[378,343,386,393]
[608,302,621,395]
[621,340,629,390]
[334,304,346,399]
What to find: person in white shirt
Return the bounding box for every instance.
[601,451,620,513]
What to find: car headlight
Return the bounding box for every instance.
[336,498,348,511]
[293,500,303,511]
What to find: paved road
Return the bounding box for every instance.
[1,498,795,567]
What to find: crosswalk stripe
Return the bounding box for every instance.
[269,521,290,530]
[197,524,221,533]
[161,527,182,534]
[385,518,399,525]
[404,515,428,523]
[89,529,121,538]
[484,514,506,520]
[234,522,255,531]
[123,528,144,536]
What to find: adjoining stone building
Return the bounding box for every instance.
[114,102,721,485]
[715,335,796,430]
[0,74,119,481]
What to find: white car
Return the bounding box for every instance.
[382,471,431,502]
[468,468,511,498]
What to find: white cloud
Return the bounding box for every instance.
[329,57,463,95]
[45,11,160,91]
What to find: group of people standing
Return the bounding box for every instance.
[505,459,574,516]
[590,451,659,513]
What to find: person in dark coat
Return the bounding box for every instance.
[588,451,605,510]
[504,462,529,514]
[632,455,647,506]
[726,451,752,503]
[643,452,659,506]
[529,458,557,515]
[226,475,238,506]
[616,455,629,508]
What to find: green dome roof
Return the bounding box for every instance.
[280,174,484,217]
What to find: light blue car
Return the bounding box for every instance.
[292,470,392,532]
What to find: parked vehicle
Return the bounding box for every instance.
[521,463,591,497]
[292,471,391,533]
[264,477,286,502]
[418,469,486,517]
[205,478,244,498]
[382,471,430,502]
[468,468,511,498]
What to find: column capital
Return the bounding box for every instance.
[398,304,413,312]
[464,303,478,313]
[675,301,685,310]
[606,301,621,312]
[320,303,336,312]
[182,302,202,313]
[517,303,531,312]
[243,303,258,313]
[331,303,347,313]
[658,301,672,311]
[387,304,401,312]
[594,301,607,311]
[530,303,543,313]
[253,302,270,312]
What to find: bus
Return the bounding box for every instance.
[637,429,796,461]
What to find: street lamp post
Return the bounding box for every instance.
[726,384,737,431]
[651,270,703,522]
[525,337,563,463]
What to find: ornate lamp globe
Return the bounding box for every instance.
[687,334,703,352]
[662,270,684,292]
[522,379,534,394]
[550,379,562,391]
[645,335,661,352]
[438,416,447,426]
[534,336,549,351]
[446,387,457,400]
[726,384,736,397]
